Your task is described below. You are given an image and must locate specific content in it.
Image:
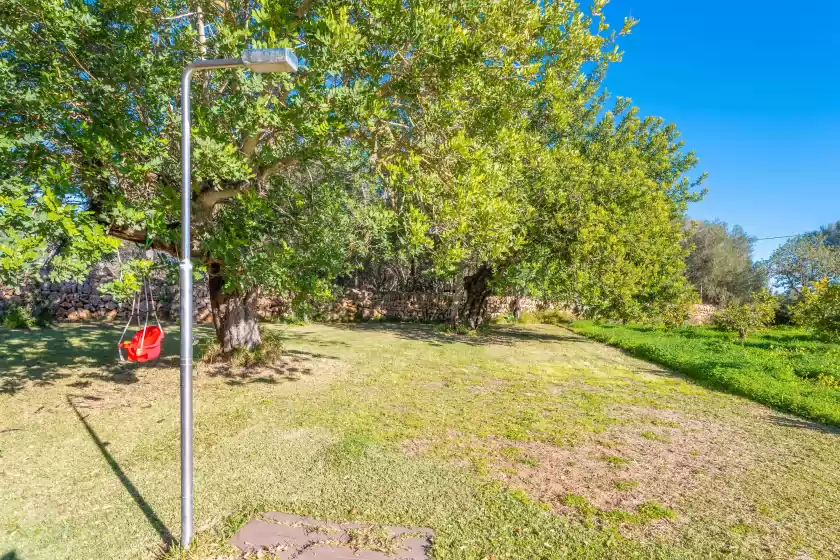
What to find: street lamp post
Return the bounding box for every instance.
[179,48,298,548]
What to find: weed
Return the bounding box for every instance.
[640,431,669,443]
[563,494,675,527]
[600,455,631,468]
[2,304,37,329]
[614,480,639,491]
[635,502,676,522]
[501,446,539,467]
[345,526,401,555]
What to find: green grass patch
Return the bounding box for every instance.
[571,322,840,426]
[563,494,675,528]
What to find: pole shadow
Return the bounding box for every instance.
[66,395,174,549]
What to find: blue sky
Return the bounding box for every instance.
[601,0,840,261]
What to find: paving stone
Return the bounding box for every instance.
[263,512,346,532]
[230,514,434,559]
[229,520,336,553]
[293,546,393,559]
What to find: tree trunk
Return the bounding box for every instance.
[513,295,523,322]
[460,264,494,330]
[208,264,262,353]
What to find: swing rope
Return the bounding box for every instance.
[117,293,138,362]
[117,275,165,363]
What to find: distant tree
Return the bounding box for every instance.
[819,221,840,247]
[766,233,840,295]
[793,278,840,340]
[683,220,766,306]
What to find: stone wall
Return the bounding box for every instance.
[0,262,211,324]
[323,289,545,322]
[0,273,718,326]
[1,274,544,325]
[688,304,718,326]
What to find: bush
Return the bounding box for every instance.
[1,303,37,329]
[773,292,799,325]
[713,289,777,339]
[518,309,578,325]
[793,278,840,340]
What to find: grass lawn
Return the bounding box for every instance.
[2,322,840,559]
[570,322,840,426]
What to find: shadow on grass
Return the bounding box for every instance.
[0,323,213,395]
[206,352,317,387]
[770,416,840,435]
[66,395,174,549]
[1,551,20,560]
[328,321,581,347]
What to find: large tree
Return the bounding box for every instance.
[683,220,766,306]
[766,231,840,295]
[1,0,702,345]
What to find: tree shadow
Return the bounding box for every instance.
[328,322,581,347]
[0,324,212,395]
[205,353,317,386]
[770,416,840,435]
[66,395,174,549]
[1,551,20,560]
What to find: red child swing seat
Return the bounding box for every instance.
[118,277,165,363]
[119,326,164,362]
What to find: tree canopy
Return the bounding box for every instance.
[1,0,704,348]
[766,231,840,295]
[683,220,766,306]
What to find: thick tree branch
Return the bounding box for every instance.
[107,227,179,256]
[240,132,261,156]
[258,156,299,182]
[296,0,315,18]
[197,187,244,211]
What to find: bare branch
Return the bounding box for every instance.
[162,11,195,20]
[65,48,97,81]
[195,5,207,58]
[295,0,314,18]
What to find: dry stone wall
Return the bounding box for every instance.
[1,273,716,325]
[687,304,718,326]
[1,276,542,324]
[322,289,545,322]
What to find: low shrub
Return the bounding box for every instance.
[2,303,37,329]
[714,289,777,339]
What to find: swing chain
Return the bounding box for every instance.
[116,271,165,362]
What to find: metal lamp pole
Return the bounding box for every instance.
[179,48,298,548]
